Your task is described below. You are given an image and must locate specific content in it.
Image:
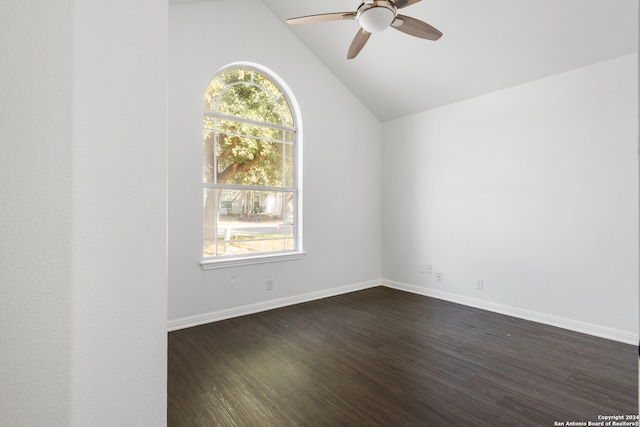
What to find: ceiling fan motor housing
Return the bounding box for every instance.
[285,0,442,59]
[357,1,397,33]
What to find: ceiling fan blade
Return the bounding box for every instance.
[392,14,443,40]
[287,12,356,25]
[347,28,371,59]
[393,0,422,9]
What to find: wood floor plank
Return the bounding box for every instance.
[168,287,638,426]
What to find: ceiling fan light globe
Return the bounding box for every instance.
[358,6,395,33]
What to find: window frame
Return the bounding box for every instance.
[200,63,304,270]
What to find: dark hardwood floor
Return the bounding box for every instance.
[168,287,638,426]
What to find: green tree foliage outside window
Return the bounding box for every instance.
[203,67,298,259]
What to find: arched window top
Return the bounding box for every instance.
[203,67,294,129]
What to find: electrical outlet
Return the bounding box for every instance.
[436,272,442,282]
[420,264,427,274]
[266,279,274,290]
[476,280,484,290]
[427,265,432,274]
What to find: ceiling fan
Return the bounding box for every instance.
[286,0,443,59]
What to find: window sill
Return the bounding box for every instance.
[200,251,306,270]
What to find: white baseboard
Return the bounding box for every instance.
[168,278,638,345]
[383,280,638,345]
[167,280,381,332]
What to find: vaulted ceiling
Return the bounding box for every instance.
[171,0,639,122]
[262,0,638,121]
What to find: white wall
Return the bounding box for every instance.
[382,54,639,343]
[1,0,168,425]
[1,1,74,424]
[69,1,168,425]
[168,0,381,324]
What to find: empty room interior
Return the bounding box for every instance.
[1,0,638,426]
[167,0,639,424]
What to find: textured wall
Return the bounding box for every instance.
[69,1,168,425]
[0,1,74,425]
[0,1,168,425]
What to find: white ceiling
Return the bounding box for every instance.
[261,0,638,121]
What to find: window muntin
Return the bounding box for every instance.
[203,66,299,260]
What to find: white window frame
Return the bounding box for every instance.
[200,63,304,270]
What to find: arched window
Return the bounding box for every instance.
[202,64,301,264]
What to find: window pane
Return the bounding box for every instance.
[284,130,294,143]
[216,136,284,187]
[203,116,215,131]
[217,85,282,126]
[204,189,294,257]
[278,96,294,128]
[219,68,252,85]
[203,130,215,183]
[214,238,293,256]
[254,72,279,100]
[284,194,294,239]
[284,143,294,188]
[213,117,284,141]
[203,69,258,112]
[203,76,224,112]
[203,188,219,247]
